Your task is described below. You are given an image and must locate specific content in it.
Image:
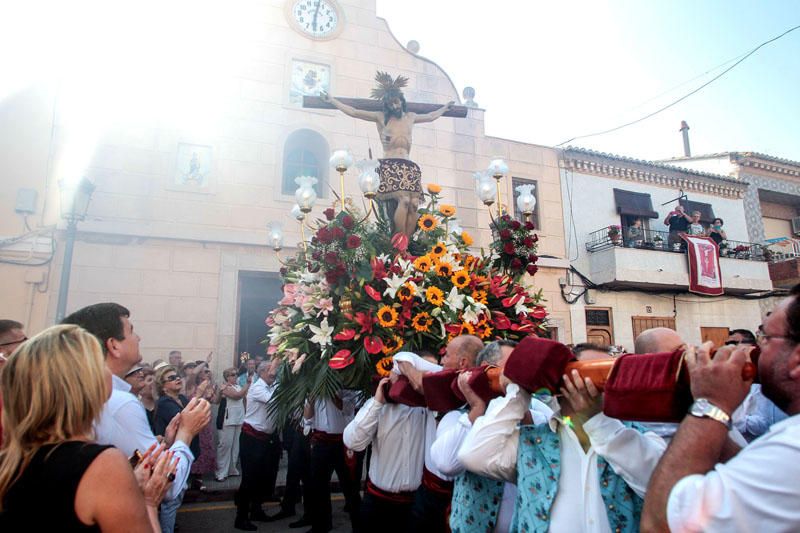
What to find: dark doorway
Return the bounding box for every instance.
[236,271,283,367]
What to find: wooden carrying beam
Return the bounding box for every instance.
[303,96,469,118]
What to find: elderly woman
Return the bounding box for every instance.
[215,367,251,482]
[154,366,201,462]
[0,325,173,532]
[707,217,727,246]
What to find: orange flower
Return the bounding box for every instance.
[397,283,415,302]
[435,261,454,277]
[477,324,493,339]
[463,255,476,270]
[413,255,433,273]
[411,312,432,332]
[426,286,444,306]
[430,242,447,258]
[461,231,474,246]
[472,289,488,304]
[451,270,470,289]
[376,356,394,377]
[439,204,456,217]
[418,214,438,232]
[459,322,475,335]
[426,183,442,194]
[377,305,399,327]
[382,335,404,355]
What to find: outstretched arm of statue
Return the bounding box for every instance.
[320,91,380,122]
[414,100,455,123]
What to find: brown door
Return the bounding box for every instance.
[585,308,614,346]
[700,327,730,349]
[631,316,677,340]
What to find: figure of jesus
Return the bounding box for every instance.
[321,72,454,237]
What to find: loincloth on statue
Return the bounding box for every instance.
[377,159,423,202]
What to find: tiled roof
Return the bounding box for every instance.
[666,152,800,170]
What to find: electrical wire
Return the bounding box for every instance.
[555,23,800,147]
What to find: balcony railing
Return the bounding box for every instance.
[585,227,767,262]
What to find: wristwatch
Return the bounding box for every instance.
[689,398,731,429]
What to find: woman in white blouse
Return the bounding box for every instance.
[215,367,251,482]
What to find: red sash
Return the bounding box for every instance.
[310,430,344,445]
[366,479,415,504]
[422,467,454,496]
[241,423,272,442]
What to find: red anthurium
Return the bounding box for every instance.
[489,277,508,298]
[371,257,387,280]
[334,328,356,341]
[364,336,384,354]
[492,311,511,330]
[445,324,462,336]
[531,306,547,320]
[364,285,383,302]
[501,293,523,308]
[354,312,375,334]
[391,232,409,252]
[329,349,355,370]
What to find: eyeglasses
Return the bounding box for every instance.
[0,337,27,347]
[164,374,182,382]
[756,331,795,343]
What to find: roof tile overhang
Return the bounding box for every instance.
[561,147,748,199]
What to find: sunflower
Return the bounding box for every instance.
[451,270,470,289]
[413,255,433,273]
[463,254,476,270]
[377,305,399,327]
[426,183,442,194]
[411,312,432,332]
[439,204,456,217]
[418,214,438,232]
[461,231,474,246]
[435,261,454,277]
[472,289,488,304]
[459,322,476,335]
[376,356,394,377]
[477,324,493,339]
[382,335,404,355]
[397,283,415,302]
[430,242,447,258]
[426,286,444,306]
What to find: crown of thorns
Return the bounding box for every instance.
[370,71,408,100]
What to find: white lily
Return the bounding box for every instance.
[300,269,319,284]
[377,253,391,263]
[462,301,487,325]
[308,317,333,347]
[383,273,409,299]
[515,299,532,316]
[396,256,413,276]
[445,286,465,312]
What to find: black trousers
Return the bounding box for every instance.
[407,485,452,533]
[309,438,361,532]
[235,431,281,516]
[359,491,412,533]
[282,425,311,514]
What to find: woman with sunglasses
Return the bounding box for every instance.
[153,367,201,462]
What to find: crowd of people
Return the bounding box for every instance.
[621,204,728,252]
[0,286,798,531]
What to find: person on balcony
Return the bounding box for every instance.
[626,218,644,247]
[688,211,705,236]
[707,217,727,246]
[664,205,692,250]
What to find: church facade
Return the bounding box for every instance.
[0,0,572,370]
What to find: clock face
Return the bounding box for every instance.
[292,0,339,39]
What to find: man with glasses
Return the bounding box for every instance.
[0,319,27,366]
[725,328,757,346]
[643,285,800,532]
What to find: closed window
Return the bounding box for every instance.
[281,129,328,197]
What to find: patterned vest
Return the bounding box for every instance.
[449,469,506,533]
[512,422,644,533]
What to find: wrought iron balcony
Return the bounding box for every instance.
[585,227,767,262]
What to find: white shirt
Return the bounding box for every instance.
[343,397,429,493]
[95,374,193,501]
[667,413,800,532]
[732,383,789,441]
[459,384,667,533]
[242,378,278,434]
[305,396,351,434]
[222,385,246,426]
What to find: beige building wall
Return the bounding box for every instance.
[0,0,571,373]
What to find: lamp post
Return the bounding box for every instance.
[329,149,354,211]
[515,184,537,222]
[55,177,95,322]
[356,158,381,219]
[487,158,509,216]
[474,171,497,212]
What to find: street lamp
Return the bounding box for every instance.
[55,177,95,322]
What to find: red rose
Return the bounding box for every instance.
[510,220,521,230]
[342,215,355,229]
[347,235,361,249]
[510,258,522,270]
[317,227,333,244]
[532,234,539,243]
[279,267,287,276]
[331,226,345,240]
[324,251,339,264]
[503,242,516,255]
[324,207,336,221]
[526,264,539,276]
[325,271,340,284]
[311,251,322,260]
[525,221,535,230]
[523,237,534,247]
[499,229,512,240]
[528,254,538,263]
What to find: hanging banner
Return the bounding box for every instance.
[681,234,723,296]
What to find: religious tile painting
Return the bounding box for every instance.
[289,60,330,105]
[174,144,212,188]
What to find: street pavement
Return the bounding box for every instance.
[176,495,353,533]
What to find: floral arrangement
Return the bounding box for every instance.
[607,225,621,236]
[265,185,547,422]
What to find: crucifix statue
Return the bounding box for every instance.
[305,71,467,237]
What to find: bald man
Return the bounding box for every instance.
[633,327,684,355]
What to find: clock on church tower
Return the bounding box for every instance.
[286,0,345,40]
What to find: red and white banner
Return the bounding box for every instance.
[681,234,723,296]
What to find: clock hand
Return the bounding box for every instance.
[312,0,321,32]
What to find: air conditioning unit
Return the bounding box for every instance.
[792,216,800,236]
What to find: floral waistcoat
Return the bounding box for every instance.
[449,469,507,533]
[511,422,645,533]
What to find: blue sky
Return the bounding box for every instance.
[377,1,800,162]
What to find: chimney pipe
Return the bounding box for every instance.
[679,120,691,157]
